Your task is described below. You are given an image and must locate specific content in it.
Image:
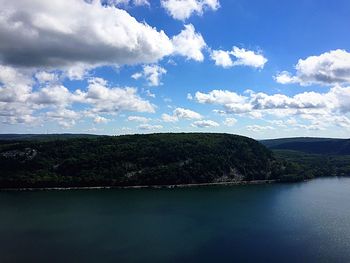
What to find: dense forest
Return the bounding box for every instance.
[261,137,350,155]
[0,133,284,188]
[0,134,349,188]
[262,137,350,181]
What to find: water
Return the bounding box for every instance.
[1,178,350,262]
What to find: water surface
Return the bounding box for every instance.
[1,178,350,262]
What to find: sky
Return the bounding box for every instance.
[0,0,350,139]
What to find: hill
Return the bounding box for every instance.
[0,133,283,188]
[261,137,350,155]
[262,137,350,180]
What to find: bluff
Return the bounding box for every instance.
[0,133,282,188]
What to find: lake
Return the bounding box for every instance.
[1,177,350,262]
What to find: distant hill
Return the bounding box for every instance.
[0,133,282,188]
[261,137,350,155]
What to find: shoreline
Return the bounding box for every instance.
[0,180,279,191]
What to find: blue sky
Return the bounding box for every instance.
[0,0,350,139]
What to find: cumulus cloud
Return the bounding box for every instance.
[211,46,267,69]
[0,0,212,79]
[161,0,220,20]
[138,124,163,130]
[30,85,79,107]
[247,125,274,132]
[210,50,233,68]
[274,71,297,84]
[93,116,110,124]
[0,66,155,126]
[223,117,237,126]
[84,78,155,114]
[194,86,350,130]
[133,0,150,6]
[195,89,246,105]
[231,47,267,68]
[127,116,150,123]
[161,113,179,122]
[172,24,206,62]
[132,65,167,86]
[162,107,202,122]
[275,49,350,86]
[46,109,81,128]
[104,0,150,7]
[191,120,219,128]
[0,0,174,71]
[195,89,336,114]
[35,71,58,84]
[173,107,202,120]
[0,65,33,103]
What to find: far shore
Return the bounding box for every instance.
[0,180,280,191]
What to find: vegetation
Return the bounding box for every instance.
[261,138,350,182]
[0,133,283,188]
[261,137,350,155]
[1,134,349,188]
[273,150,350,181]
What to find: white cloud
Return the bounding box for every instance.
[0,65,33,103]
[172,24,206,62]
[105,0,150,6]
[161,113,179,122]
[138,124,163,130]
[58,119,76,129]
[275,49,350,86]
[191,119,219,128]
[94,116,110,124]
[223,117,237,126]
[231,47,267,69]
[195,89,337,114]
[173,107,202,120]
[210,50,233,68]
[64,64,92,80]
[194,86,350,131]
[127,116,150,123]
[161,107,202,122]
[195,89,246,105]
[247,125,274,132]
[85,78,155,114]
[35,71,58,84]
[274,71,298,84]
[0,0,213,77]
[0,0,173,69]
[46,108,81,128]
[161,0,220,20]
[30,85,76,107]
[132,65,167,86]
[0,68,155,126]
[133,0,150,6]
[210,47,267,69]
[131,72,143,80]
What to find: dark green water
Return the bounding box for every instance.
[1,178,350,263]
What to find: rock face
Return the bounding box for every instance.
[0,133,283,188]
[1,148,37,161]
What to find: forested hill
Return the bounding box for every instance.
[261,137,350,155]
[0,133,283,188]
[262,137,350,179]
